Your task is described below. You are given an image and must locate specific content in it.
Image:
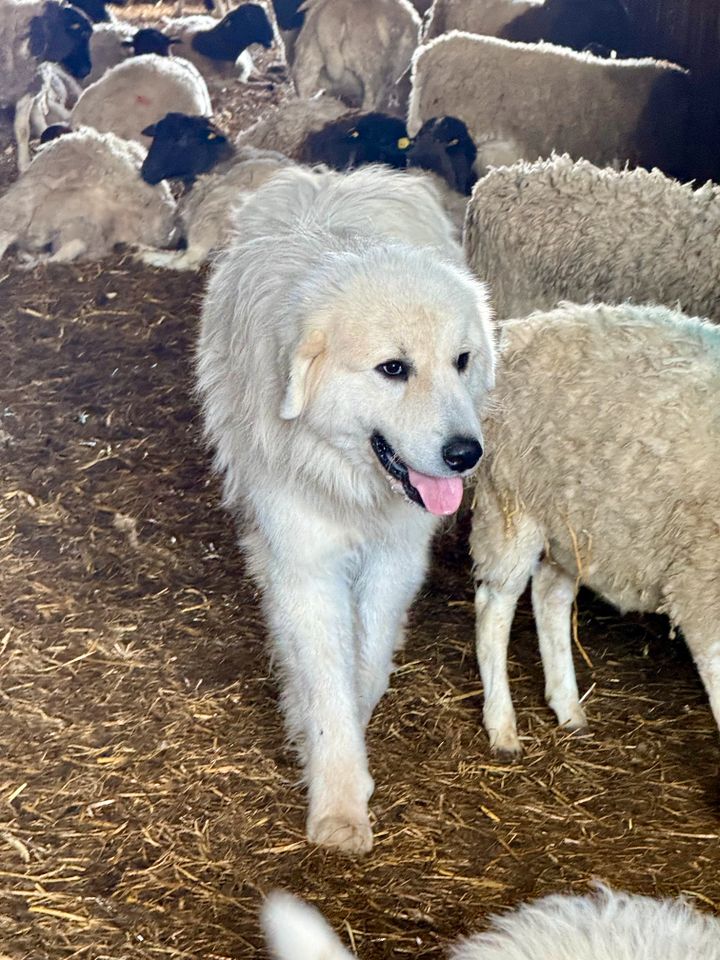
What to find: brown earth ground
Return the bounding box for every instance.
[1,4,719,957]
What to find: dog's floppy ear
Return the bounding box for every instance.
[280,329,326,420]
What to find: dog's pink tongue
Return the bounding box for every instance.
[407,469,464,516]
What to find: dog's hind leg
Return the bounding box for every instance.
[258,503,374,855]
[355,510,437,728]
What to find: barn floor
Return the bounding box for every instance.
[1,6,720,958]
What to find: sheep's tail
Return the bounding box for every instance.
[261,891,354,960]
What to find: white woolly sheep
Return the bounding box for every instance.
[470,301,720,758]
[144,144,291,269]
[84,23,180,86]
[1,0,92,169]
[70,54,212,146]
[464,154,720,322]
[424,0,540,42]
[262,886,720,960]
[234,93,348,157]
[407,32,689,178]
[0,126,176,262]
[160,4,276,82]
[291,0,421,112]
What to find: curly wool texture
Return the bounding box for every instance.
[71,54,212,145]
[407,32,688,174]
[234,95,348,157]
[471,300,720,629]
[291,0,421,111]
[464,154,720,321]
[451,886,720,960]
[424,0,539,42]
[0,127,176,260]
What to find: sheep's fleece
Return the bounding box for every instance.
[464,154,720,321]
[1,0,51,104]
[0,127,176,261]
[234,94,348,156]
[424,0,538,42]
[470,301,720,755]
[262,886,720,960]
[71,54,212,145]
[408,32,688,174]
[291,0,421,111]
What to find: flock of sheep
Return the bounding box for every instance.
[3,0,720,954]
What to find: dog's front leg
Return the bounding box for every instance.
[258,513,374,855]
[355,510,437,727]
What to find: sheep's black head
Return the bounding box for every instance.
[503,0,635,58]
[192,4,274,61]
[29,2,92,78]
[301,112,411,171]
[40,123,73,143]
[407,116,477,196]
[122,28,182,57]
[68,0,110,23]
[271,0,304,31]
[140,113,233,186]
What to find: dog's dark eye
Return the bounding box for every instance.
[456,352,470,372]
[376,359,408,380]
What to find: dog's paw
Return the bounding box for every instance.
[307,812,373,855]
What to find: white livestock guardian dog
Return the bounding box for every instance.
[262,887,720,960]
[196,165,495,854]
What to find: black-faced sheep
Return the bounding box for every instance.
[234,93,348,157]
[471,301,720,758]
[464,154,720,322]
[0,127,176,262]
[500,0,637,57]
[290,0,421,112]
[160,4,275,81]
[70,54,212,146]
[1,0,92,169]
[84,23,180,86]
[408,32,689,178]
[138,113,290,268]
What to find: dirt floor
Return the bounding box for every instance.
[1,4,720,958]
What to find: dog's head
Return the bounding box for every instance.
[280,245,495,516]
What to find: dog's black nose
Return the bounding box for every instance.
[442,437,483,472]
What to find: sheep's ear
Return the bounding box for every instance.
[141,122,157,137]
[262,891,354,960]
[280,329,326,420]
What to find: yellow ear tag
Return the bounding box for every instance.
[448,138,459,146]
[349,129,360,138]
[397,137,410,149]
[207,132,218,140]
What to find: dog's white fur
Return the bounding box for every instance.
[261,887,720,960]
[196,164,494,853]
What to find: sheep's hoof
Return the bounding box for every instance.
[489,728,523,760]
[307,812,373,855]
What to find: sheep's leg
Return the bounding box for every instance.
[0,231,15,261]
[532,560,588,732]
[354,514,435,729]
[48,238,87,262]
[476,573,532,758]
[138,246,204,271]
[679,630,720,736]
[14,94,34,173]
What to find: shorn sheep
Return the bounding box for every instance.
[139,113,290,268]
[291,0,421,112]
[1,0,92,169]
[407,32,689,178]
[464,154,720,322]
[70,54,212,146]
[160,5,275,81]
[0,127,176,263]
[234,93,348,157]
[470,301,720,758]
[262,887,720,960]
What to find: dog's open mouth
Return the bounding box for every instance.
[370,432,464,516]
